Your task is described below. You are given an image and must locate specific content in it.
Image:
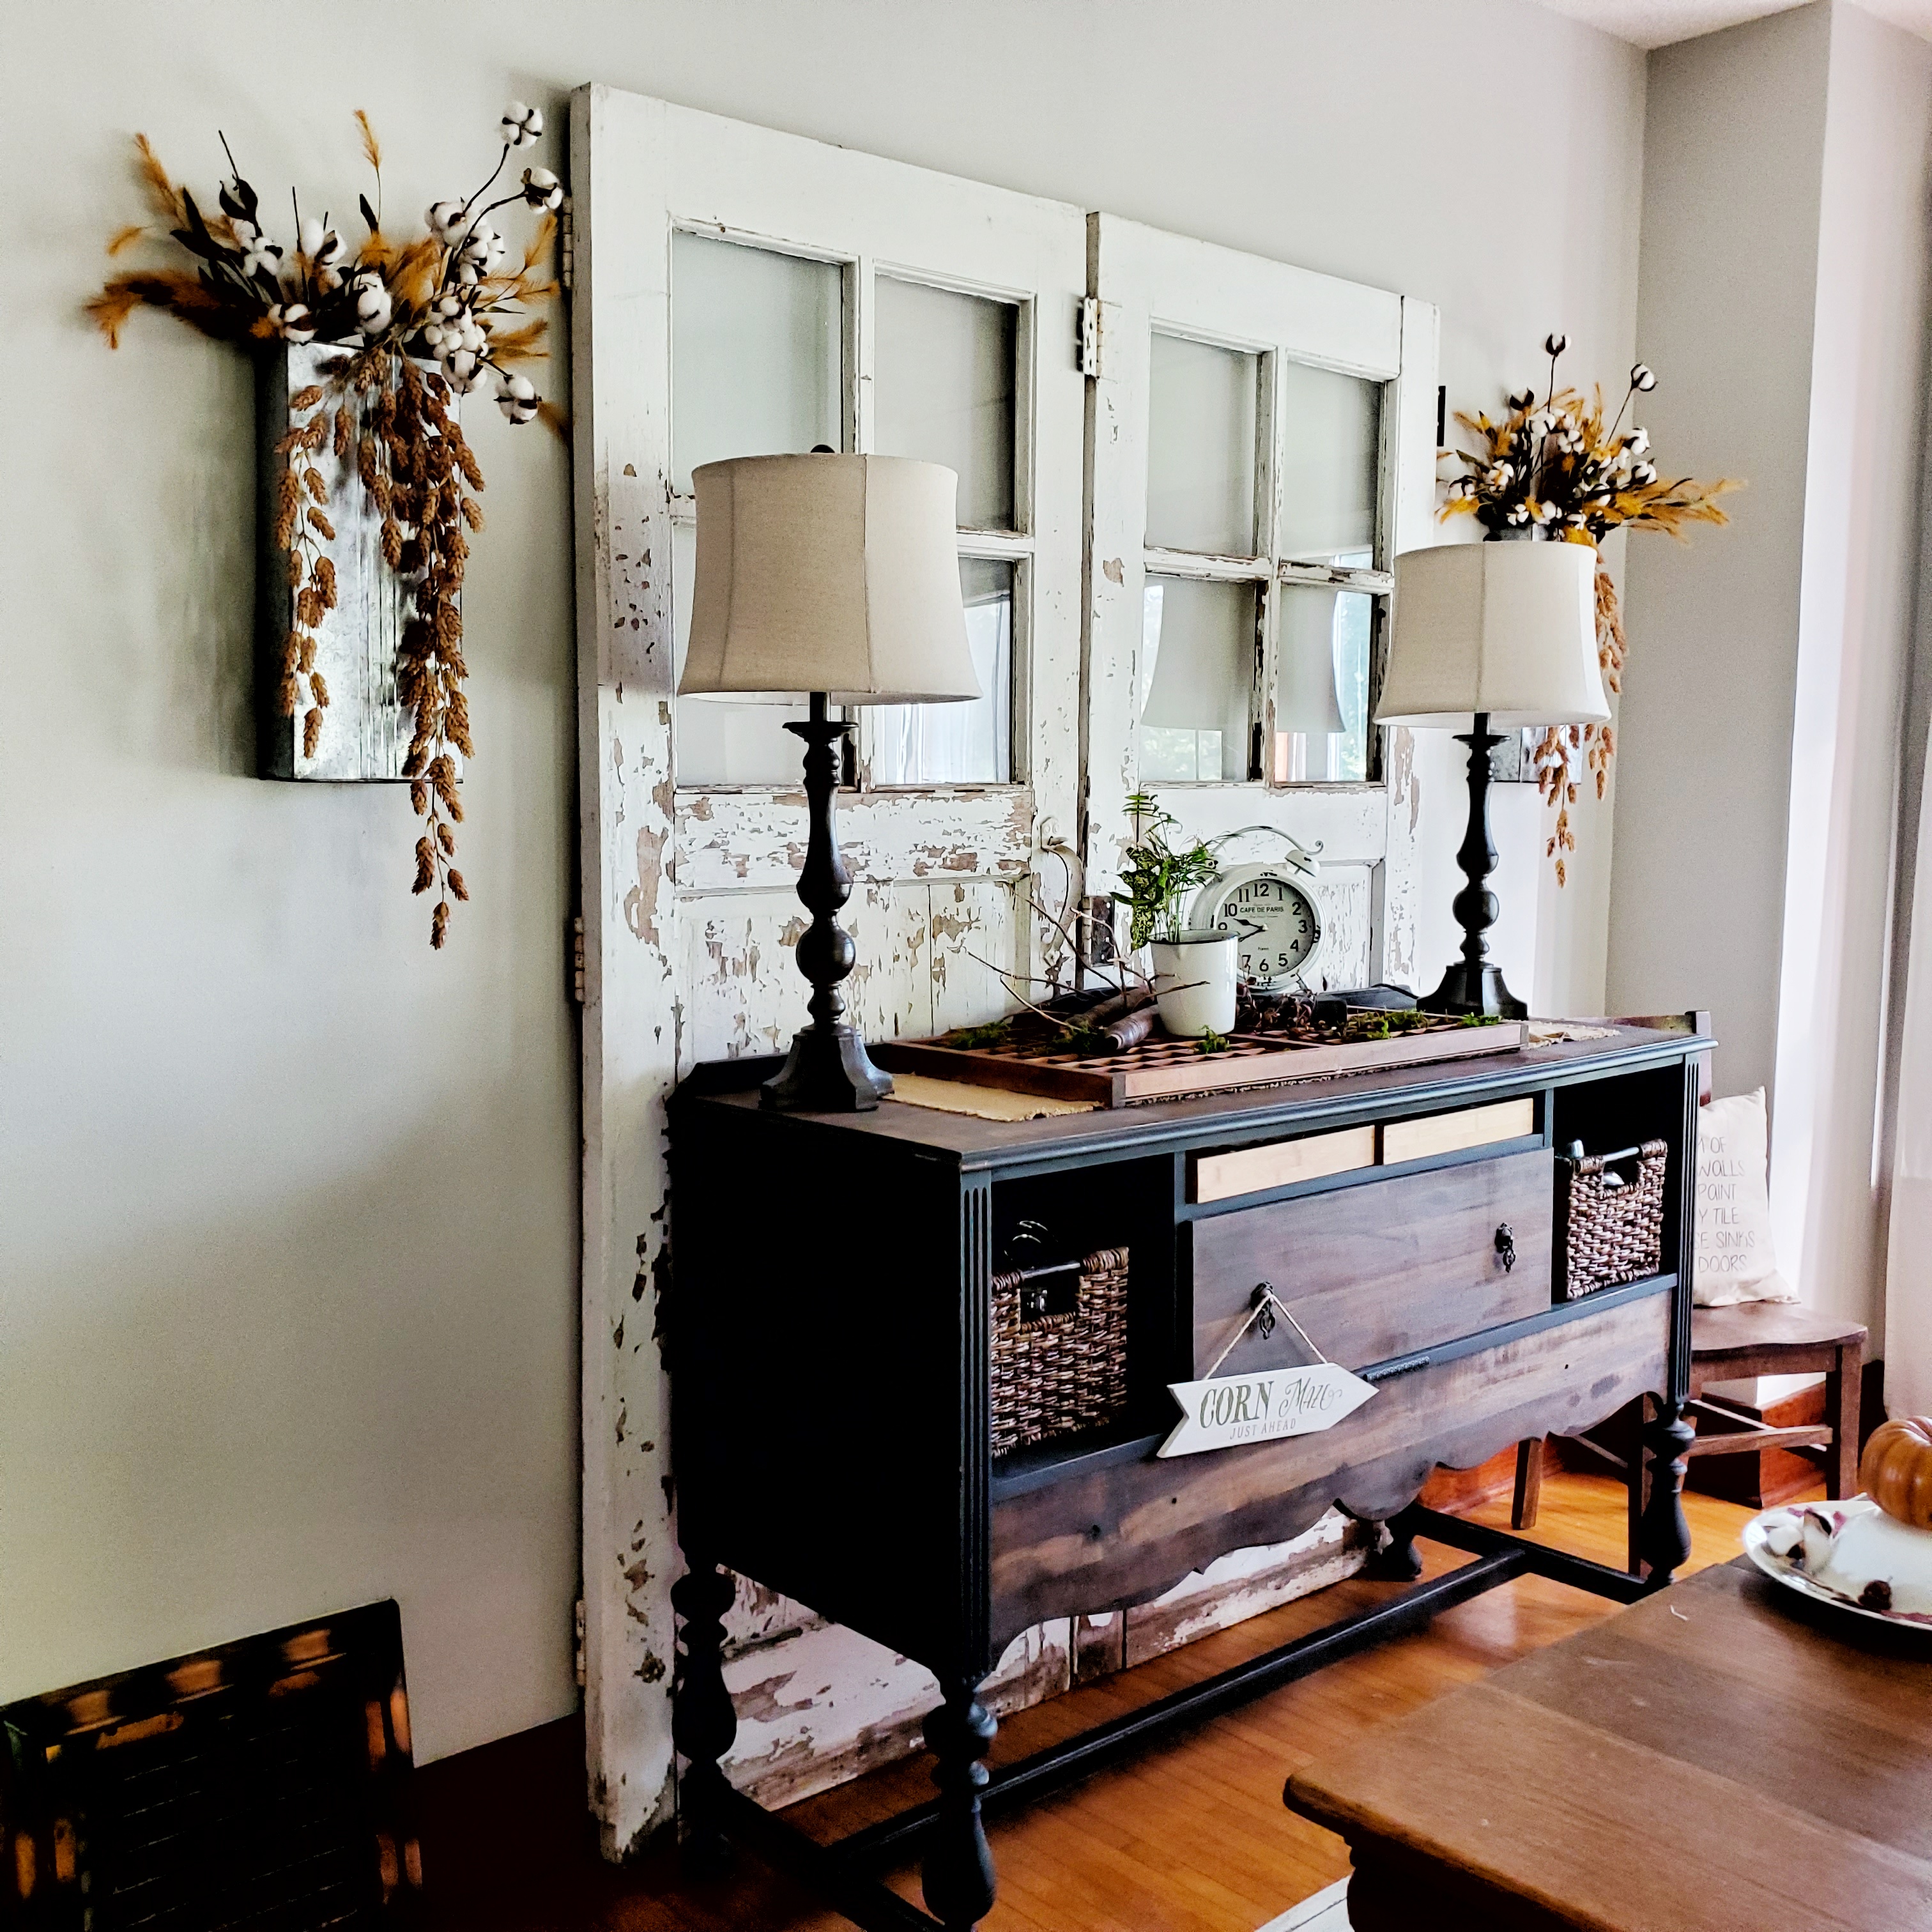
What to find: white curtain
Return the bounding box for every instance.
[1886,729,1932,1418]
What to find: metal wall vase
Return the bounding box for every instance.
[254,344,456,782]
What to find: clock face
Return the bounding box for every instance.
[1208,871,1322,988]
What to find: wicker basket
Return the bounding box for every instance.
[990,1248,1130,1458]
[1554,1140,1668,1300]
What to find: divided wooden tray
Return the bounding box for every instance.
[873,1016,1529,1107]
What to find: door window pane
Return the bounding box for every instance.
[1146,334,1259,556]
[672,519,810,785]
[671,232,843,493]
[1140,576,1256,783]
[1273,583,1374,783]
[870,558,1012,785]
[873,279,1017,531]
[1277,361,1381,566]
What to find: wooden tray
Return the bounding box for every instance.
[873,1016,1529,1108]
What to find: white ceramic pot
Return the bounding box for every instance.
[1149,928,1240,1038]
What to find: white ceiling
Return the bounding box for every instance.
[1535,0,1932,47]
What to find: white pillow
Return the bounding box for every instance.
[1693,1088,1797,1306]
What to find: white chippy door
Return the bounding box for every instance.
[1083,215,1439,991]
[571,84,1085,1855]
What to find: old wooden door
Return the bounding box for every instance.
[1082,215,1438,990]
[569,84,1087,1853]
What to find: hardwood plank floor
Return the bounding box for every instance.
[418,1472,1772,1932]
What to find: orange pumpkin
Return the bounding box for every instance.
[1860,1417,1932,1529]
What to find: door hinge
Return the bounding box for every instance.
[570,912,586,1004]
[1077,295,1103,379]
[559,197,575,293]
[574,1596,586,1689]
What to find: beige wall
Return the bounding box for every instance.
[1611,1,1932,1344]
[1,0,1645,1782]
[1609,4,1834,1091]
[1,6,581,1763]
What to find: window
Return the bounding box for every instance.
[1137,327,1388,791]
[670,248,1041,791]
[1082,211,1438,985]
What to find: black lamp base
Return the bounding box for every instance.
[760,693,895,1114]
[1420,712,1531,1025]
[762,1022,893,1112]
[1418,962,1528,1021]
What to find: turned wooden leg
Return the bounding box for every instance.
[671,1561,738,1878]
[1512,1438,1544,1529]
[1827,1339,1864,1500]
[1365,1505,1425,1581]
[1638,1399,1696,1588]
[921,1682,998,1929]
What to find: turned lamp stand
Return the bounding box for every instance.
[1420,712,1526,1021]
[764,693,893,1112]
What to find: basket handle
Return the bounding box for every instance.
[997,1250,1127,1327]
[1561,1140,1661,1176]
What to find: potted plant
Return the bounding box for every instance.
[1115,794,1239,1038]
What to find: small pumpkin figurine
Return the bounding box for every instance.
[1860,1416,1932,1529]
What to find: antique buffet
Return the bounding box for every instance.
[666,1015,1706,1931]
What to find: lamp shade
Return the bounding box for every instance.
[1375,540,1608,728]
[678,453,979,705]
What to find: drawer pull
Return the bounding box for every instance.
[1362,1351,1432,1384]
[1496,1222,1517,1273]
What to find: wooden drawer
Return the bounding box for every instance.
[1193,1125,1377,1204]
[1381,1096,1536,1165]
[1191,1147,1554,1374]
[991,1284,1668,1648]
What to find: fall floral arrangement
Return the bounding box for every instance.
[88,105,563,946]
[1443,335,1738,883]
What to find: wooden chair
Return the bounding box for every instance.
[1511,1011,1868,1572]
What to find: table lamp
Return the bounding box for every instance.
[1375,540,1606,1018]
[679,452,979,1112]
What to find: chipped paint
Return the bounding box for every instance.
[718,1616,1071,1811]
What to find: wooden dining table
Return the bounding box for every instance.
[1285,1554,1932,1931]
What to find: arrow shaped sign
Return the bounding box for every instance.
[1158,1361,1377,1459]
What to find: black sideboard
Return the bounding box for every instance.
[667,1022,1705,1931]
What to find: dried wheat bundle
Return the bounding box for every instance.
[1441,335,1740,886]
[89,105,564,948]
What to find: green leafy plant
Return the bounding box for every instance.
[1197,1028,1230,1055]
[1115,793,1220,951]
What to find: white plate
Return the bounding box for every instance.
[1743,1502,1932,1631]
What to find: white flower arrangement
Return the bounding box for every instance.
[89,107,565,949]
[1442,334,1740,886]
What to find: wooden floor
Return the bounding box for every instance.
[418,1472,1776,1932]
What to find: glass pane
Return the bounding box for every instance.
[1277,361,1381,566]
[1139,576,1257,783]
[1146,334,1259,556]
[1273,583,1374,784]
[672,519,810,786]
[873,279,1017,531]
[671,232,843,493]
[870,558,1012,785]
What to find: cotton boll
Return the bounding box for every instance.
[427,200,468,241]
[498,371,539,423]
[270,303,315,345]
[521,165,564,211]
[501,102,544,148]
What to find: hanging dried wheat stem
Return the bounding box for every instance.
[342,348,481,947]
[272,381,336,757]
